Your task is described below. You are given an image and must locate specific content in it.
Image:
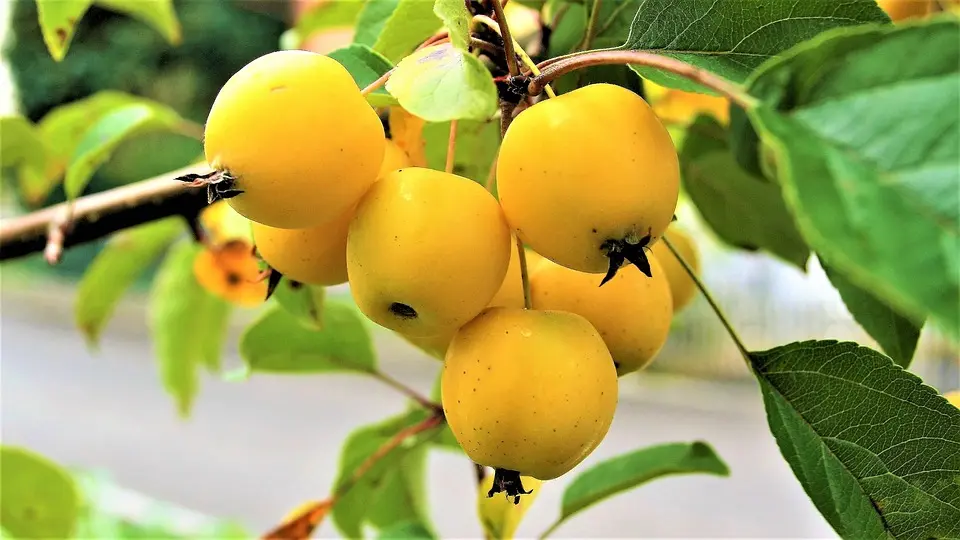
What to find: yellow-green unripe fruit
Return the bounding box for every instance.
[442,307,618,497]
[347,168,511,338]
[497,83,679,280]
[204,50,385,229]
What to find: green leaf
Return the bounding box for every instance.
[272,279,326,330]
[428,373,462,452]
[423,118,500,183]
[750,340,960,539]
[547,2,587,57]
[0,116,57,205]
[64,102,184,199]
[387,44,498,122]
[0,446,81,539]
[553,442,728,533]
[822,264,923,368]
[282,0,365,49]
[240,301,376,374]
[149,241,232,417]
[680,114,809,268]
[35,0,93,61]
[618,0,889,93]
[332,411,438,538]
[745,18,960,338]
[94,0,181,44]
[327,44,398,108]
[377,520,435,540]
[75,218,184,347]
[433,0,471,51]
[354,0,399,47]
[368,0,442,63]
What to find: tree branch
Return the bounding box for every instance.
[490,0,520,76]
[529,50,758,109]
[0,164,210,262]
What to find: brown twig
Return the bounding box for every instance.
[490,0,520,76]
[0,164,210,262]
[334,414,444,498]
[43,207,72,265]
[529,50,758,109]
[371,371,442,413]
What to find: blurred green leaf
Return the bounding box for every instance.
[354,0,398,46]
[327,44,397,107]
[149,241,232,417]
[40,91,156,156]
[64,102,184,199]
[619,0,889,93]
[680,114,809,268]
[0,116,58,205]
[746,18,960,338]
[423,118,499,183]
[333,410,438,538]
[0,446,81,539]
[240,301,376,374]
[35,0,92,61]
[550,442,728,535]
[282,0,365,49]
[377,520,435,539]
[272,279,326,330]
[433,0,471,51]
[365,0,441,62]
[387,44,497,122]
[75,217,184,347]
[94,0,181,45]
[751,340,960,538]
[822,264,923,367]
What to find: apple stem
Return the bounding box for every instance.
[662,235,751,359]
[361,69,394,97]
[517,236,533,309]
[445,120,458,174]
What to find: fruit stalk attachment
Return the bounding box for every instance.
[487,468,533,505]
[527,51,758,110]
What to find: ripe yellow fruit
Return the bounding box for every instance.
[380,138,412,176]
[497,83,679,281]
[442,308,618,493]
[876,0,933,21]
[651,227,700,312]
[400,242,537,359]
[530,255,673,376]
[946,390,960,408]
[250,139,411,286]
[477,470,542,538]
[347,167,511,337]
[646,81,729,125]
[252,208,351,286]
[204,50,385,229]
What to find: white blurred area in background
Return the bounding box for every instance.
[646,199,959,392]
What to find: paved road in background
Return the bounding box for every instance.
[1,288,835,538]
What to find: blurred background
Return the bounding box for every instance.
[1,1,958,538]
